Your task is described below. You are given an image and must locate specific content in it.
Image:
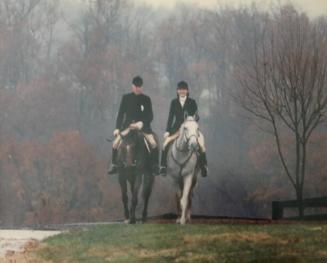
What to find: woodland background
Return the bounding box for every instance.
[0,0,326,227]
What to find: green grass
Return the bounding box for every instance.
[35,224,327,263]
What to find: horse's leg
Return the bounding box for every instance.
[142,170,154,223]
[176,190,182,224]
[186,190,193,223]
[187,174,197,223]
[130,171,142,224]
[118,173,129,223]
[180,174,193,225]
[175,178,183,224]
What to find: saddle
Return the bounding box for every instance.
[163,132,180,149]
[117,128,158,153]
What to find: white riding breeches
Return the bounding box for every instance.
[113,128,157,149]
[163,131,206,152]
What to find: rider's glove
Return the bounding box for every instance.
[164,132,170,139]
[113,129,120,136]
[134,121,143,130]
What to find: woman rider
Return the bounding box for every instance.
[159,81,208,177]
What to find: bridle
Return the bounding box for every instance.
[118,130,139,168]
[171,119,200,172]
[175,119,199,153]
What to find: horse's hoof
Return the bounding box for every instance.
[124,219,130,224]
[179,217,187,225]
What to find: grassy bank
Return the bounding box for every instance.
[34,223,327,263]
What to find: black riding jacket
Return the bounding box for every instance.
[116,93,153,133]
[165,97,198,134]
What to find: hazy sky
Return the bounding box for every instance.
[65,0,327,17]
[139,0,327,17]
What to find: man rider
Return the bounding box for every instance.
[108,76,159,175]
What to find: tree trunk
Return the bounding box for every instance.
[299,140,307,219]
[297,188,304,218]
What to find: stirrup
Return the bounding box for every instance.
[159,166,167,176]
[152,165,160,176]
[108,164,118,175]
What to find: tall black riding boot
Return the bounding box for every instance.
[199,152,208,177]
[151,147,160,175]
[159,148,168,176]
[108,148,118,175]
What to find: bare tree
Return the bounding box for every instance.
[236,5,327,217]
[0,0,62,88]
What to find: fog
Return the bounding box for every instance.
[0,0,326,227]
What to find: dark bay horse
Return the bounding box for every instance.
[116,129,154,224]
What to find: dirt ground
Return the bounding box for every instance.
[0,230,61,263]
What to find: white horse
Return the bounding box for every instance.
[166,116,200,225]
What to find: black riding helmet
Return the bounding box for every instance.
[132,76,143,87]
[177,81,189,98]
[177,81,188,90]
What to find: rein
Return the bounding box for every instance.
[176,134,198,152]
[175,122,199,152]
[119,131,126,139]
[171,127,199,174]
[118,130,142,168]
[170,141,195,175]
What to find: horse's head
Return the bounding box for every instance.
[118,130,142,168]
[178,116,200,152]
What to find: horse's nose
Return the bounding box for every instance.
[189,140,199,151]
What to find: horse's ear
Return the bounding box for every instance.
[194,111,199,121]
[184,111,188,120]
